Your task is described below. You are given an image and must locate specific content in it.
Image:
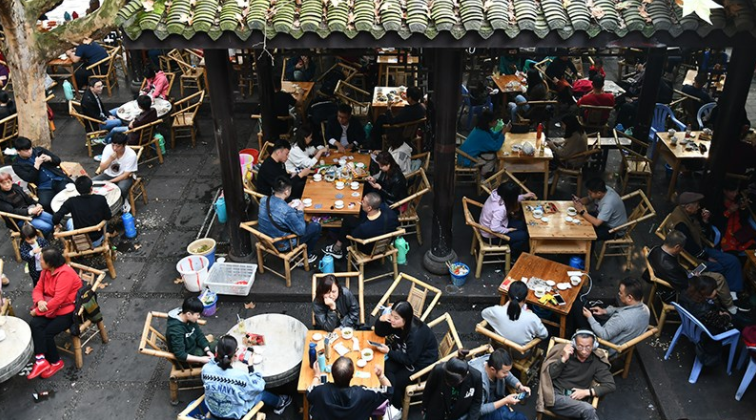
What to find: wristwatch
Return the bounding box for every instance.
[579,210,586,216]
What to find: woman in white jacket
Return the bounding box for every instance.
[285,126,327,174]
[479,182,535,258]
[375,136,414,176]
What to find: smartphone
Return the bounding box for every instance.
[691,263,707,277]
[553,293,566,306]
[516,391,528,400]
[367,340,383,347]
[319,374,328,383]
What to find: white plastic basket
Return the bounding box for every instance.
[204,262,257,296]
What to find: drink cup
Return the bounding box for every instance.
[570,275,581,286]
[313,174,322,182]
[339,158,347,166]
[532,209,544,219]
[534,286,546,298]
[341,327,353,340]
[567,207,577,217]
[303,198,312,206]
[351,182,359,189]
[668,129,676,138]
[336,181,345,189]
[334,200,344,208]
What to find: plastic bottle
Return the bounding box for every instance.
[685,124,692,138]
[63,80,74,101]
[536,122,543,141]
[324,337,331,361]
[364,122,373,140]
[214,197,227,223]
[308,342,317,369]
[494,119,505,132]
[122,212,137,238]
[317,350,326,371]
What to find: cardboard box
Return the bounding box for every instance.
[60,161,89,180]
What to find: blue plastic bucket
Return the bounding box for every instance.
[187,238,217,268]
[201,294,218,317]
[569,256,585,270]
[449,262,470,287]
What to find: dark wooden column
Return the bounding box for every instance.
[204,49,252,259]
[423,48,463,274]
[705,44,756,199]
[254,51,277,144]
[631,48,667,145]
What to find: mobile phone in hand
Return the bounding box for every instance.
[516,391,528,400]
[367,340,383,347]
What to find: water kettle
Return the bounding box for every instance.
[318,254,334,273]
[395,236,409,265]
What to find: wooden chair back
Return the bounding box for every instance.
[69,100,103,132]
[178,396,264,420]
[334,79,371,119]
[346,229,405,260]
[243,186,265,206]
[462,196,511,243]
[410,151,430,174]
[654,213,700,268]
[171,90,205,124]
[241,221,298,255]
[168,50,197,76]
[139,311,206,369]
[0,112,18,144]
[475,320,543,356]
[427,312,464,359]
[318,61,360,84]
[390,168,430,215]
[597,325,658,378]
[475,319,543,385]
[258,141,275,162]
[383,118,425,147]
[370,272,443,322]
[642,246,680,337]
[481,168,533,196]
[579,104,614,128]
[128,119,163,147]
[609,189,656,237]
[55,220,107,253]
[86,46,120,95]
[0,210,32,262]
[310,272,364,325]
[614,129,650,160]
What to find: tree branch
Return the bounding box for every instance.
[26,0,65,21]
[37,0,126,58]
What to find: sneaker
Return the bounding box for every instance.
[273,395,292,415]
[735,299,751,313]
[91,137,106,146]
[122,202,132,214]
[27,359,51,380]
[388,406,403,420]
[322,244,343,259]
[1,274,8,286]
[307,253,318,264]
[41,360,64,379]
[94,154,103,162]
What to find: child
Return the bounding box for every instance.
[19,224,47,287]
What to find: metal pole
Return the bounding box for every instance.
[423,48,463,274]
[204,49,252,259]
[254,51,277,144]
[632,48,667,145]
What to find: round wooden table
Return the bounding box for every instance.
[0,316,33,383]
[227,313,308,388]
[116,97,172,122]
[51,181,123,215]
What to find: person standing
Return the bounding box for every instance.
[469,348,531,420]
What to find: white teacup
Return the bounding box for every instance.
[334,200,344,208]
[361,348,374,361]
[313,174,322,182]
[336,181,345,189]
[339,159,347,166]
[532,209,544,219]
[668,129,676,138]
[356,359,367,368]
[567,207,577,217]
[534,285,547,298]
[341,327,354,340]
[302,198,312,207]
[570,275,582,286]
[351,182,359,190]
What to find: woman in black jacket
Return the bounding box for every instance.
[374,300,438,411]
[366,152,407,208]
[312,275,360,331]
[0,172,54,235]
[422,349,482,420]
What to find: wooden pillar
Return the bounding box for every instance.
[204,49,252,259]
[423,48,463,274]
[254,51,277,144]
[632,48,667,145]
[705,44,756,199]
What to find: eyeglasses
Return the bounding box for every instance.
[575,345,593,351]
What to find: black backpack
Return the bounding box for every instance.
[70,282,102,336]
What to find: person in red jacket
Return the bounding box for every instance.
[27,247,83,380]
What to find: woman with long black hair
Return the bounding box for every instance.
[481,281,548,356]
[366,152,407,208]
[546,114,588,169]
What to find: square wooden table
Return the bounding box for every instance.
[498,253,586,338]
[297,330,385,420]
[492,74,527,94]
[522,200,598,271]
[497,132,554,199]
[653,131,711,200]
[47,57,77,91]
[372,86,408,120]
[301,152,371,223]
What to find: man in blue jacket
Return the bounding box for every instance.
[469,348,531,420]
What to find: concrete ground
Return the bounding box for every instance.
[1,58,756,420]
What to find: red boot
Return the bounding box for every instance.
[27,358,51,380]
[41,360,64,379]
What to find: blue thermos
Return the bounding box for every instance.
[308,342,317,369]
[317,350,326,372]
[569,256,585,270]
[214,197,227,223]
[122,212,137,238]
[318,255,334,273]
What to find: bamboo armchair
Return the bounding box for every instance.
[595,189,656,270]
[0,297,13,316]
[614,129,652,195]
[462,197,512,278]
[140,72,176,101]
[597,326,658,379]
[310,272,365,326]
[240,220,310,288]
[121,146,149,216]
[672,89,704,126]
[643,246,680,337]
[346,228,406,283]
[57,262,109,369]
[383,118,425,152]
[243,186,265,207]
[139,311,207,405]
[86,46,120,96]
[317,61,360,84]
[0,113,18,164]
[654,213,705,268]
[549,134,603,197]
[578,104,614,136]
[168,50,205,96]
[455,141,484,194]
[481,167,534,197]
[0,210,32,262]
[54,220,116,279]
[536,338,601,420]
[515,100,558,129]
[370,272,442,322]
[402,341,491,420]
[69,101,107,158]
[475,320,544,386]
[390,168,431,245]
[250,114,294,145]
[334,79,371,120]
[170,90,205,148]
[127,118,164,165]
[178,396,265,420]
[410,151,430,175]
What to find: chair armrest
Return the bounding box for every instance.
[475,320,542,353]
[241,401,265,420]
[456,148,483,166]
[54,220,107,238]
[597,326,658,353]
[124,119,164,135]
[85,54,112,71]
[0,210,33,222]
[170,101,201,118]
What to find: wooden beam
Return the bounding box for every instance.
[632,48,667,147]
[254,51,277,145]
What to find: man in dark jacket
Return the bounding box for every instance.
[12,137,73,212]
[423,356,483,420]
[325,103,366,152]
[52,176,111,246]
[165,297,215,364]
[371,86,426,149]
[255,140,309,199]
[81,77,122,135]
[322,192,399,259]
[307,356,392,420]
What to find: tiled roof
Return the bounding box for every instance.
[116,0,756,42]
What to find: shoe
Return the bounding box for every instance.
[94,154,102,162]
[388,406,402,420]
[27,359,51,379]
[1,274,8,286]
[307,253,318,264]
[273,395,292,415]
[322,244,343,259]
[91,137,106,146]
[735,299,751,313]
[122,202,132,214]
[41,360,64,379]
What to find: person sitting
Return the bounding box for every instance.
[322,192,399,259]
[546,53,580,84]
[422,349,483,420]
[458,110,509,176]
[581,278,650,354]
[498,49,523,75]
[52,176,112,247]
[666,191,745,297]
[202,335,292,418]
[546,114,589,170]
[258,176,321,264]
[125,95,158,146]
[537,331,616,420]
[307,356,393,420]
[272,77,297,138]
[371,86,426,149]
[0,172,54,235]
[325,103,366,152]
[588,58,606,79]
[681,73,713,106]
[140,65,170,100]
[481,281,548,354]
[285,55,317,82]
[19,224,48,287]
[646,231,747,314]
[256,141,309,199]
[711,181,755,253]
[313,274,360,331]
[0,91,16,119]
[373,300,439,416]
[92,133,137,200]
[469,348,531,420]
[507,69,549,123]
[576,75,615,122]
[166,297,215,365]
[285,126,328,174]
[12,136,73,213]
[572,178,628,241]
[66,37,109,91]
[479,183,536,258]
[365,152,407,208]
[27,247,83,379]
[80,77,123,143]
[381,135,413,176]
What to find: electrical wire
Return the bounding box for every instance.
[579,272,593,303]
